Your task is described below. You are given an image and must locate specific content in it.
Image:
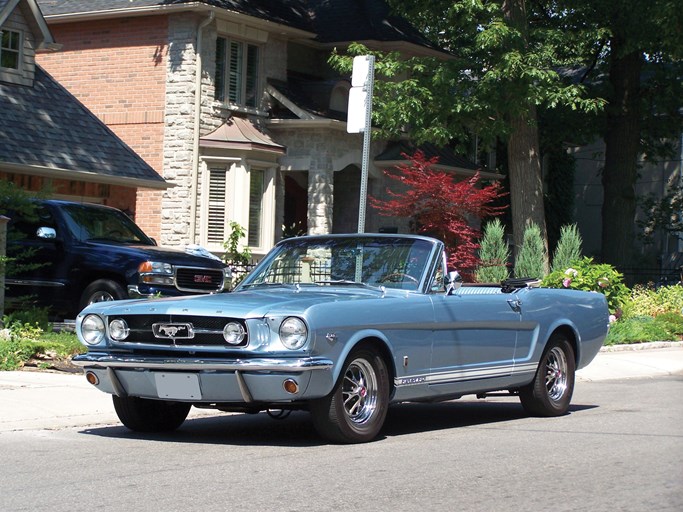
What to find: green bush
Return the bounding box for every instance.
[542,256,630,314]
[475,218,510,283]
[514,223,547,279]
[622,284,683,318]
[0,320,83,370]
[605,315,683,345]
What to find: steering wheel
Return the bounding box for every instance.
[379,272,419,285]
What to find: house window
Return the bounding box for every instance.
[206,168,229,244]
[0,29,21,70]
[248,169,264,246]
[202,163,275,253]
[215,37,260,108]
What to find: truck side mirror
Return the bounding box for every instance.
[36,227,57,239]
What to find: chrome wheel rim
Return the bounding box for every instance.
[545,346,568,401]
[89,292,115,304]
[342,358,378,425]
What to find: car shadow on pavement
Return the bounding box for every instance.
[77,398,598,446]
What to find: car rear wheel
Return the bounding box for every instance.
[310,347,389,443]
[79,279,127,311]
[519,333,576,416]
[113,396,191,432]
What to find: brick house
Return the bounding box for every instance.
[33,0,497,257]
[0,0,167,210]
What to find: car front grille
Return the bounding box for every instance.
[109,314,247,347]
[175,267,225,293]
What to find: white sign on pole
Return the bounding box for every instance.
[347,55,373,134]
[351,55,371,86]
[346,87,367,134]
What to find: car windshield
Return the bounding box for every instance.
[60,204,153,244]
[238,236,437,291]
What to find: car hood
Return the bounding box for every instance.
[84,286,400,318]
[82,241,227,268]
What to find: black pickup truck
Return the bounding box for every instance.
[4,199,230,318]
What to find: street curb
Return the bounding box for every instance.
[600,341,683,352]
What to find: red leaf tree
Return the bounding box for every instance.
[369,150,507,277]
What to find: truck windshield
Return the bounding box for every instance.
[60,204,153,244]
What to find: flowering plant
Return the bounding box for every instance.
[541,257,630,314]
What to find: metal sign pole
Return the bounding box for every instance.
[357,56,375,234]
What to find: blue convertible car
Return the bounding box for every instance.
[74,234,609,443]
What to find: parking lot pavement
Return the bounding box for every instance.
[0,343,681,432]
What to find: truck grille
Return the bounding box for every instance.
[175,267,225,293]
[109,314,248,347]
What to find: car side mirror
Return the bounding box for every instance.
[445,270,462,295]
[36,226,57,239]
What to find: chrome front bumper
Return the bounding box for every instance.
[73,353,335,403]
[72,353,334,372]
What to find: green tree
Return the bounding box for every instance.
[475,218,510,283]
[551,224,583,272]
[552,0,683,269]
[332,1,604,270]
[514,222,547,279]
[335,1,682,273]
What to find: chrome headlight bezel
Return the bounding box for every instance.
[109,318,130,341]
[279,317,308,350]
[223,321,247,345]
[81,314,106,346]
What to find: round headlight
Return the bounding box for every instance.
[223,322,246,345]
[279,317,307,350]
[81,314,105,346]
[109,319,129,341]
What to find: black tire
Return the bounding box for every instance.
[310,347,390,443]
[112,395,191,433]
[79,279,127,311]
[519,333,576,416]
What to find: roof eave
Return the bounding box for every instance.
[267,118,350,131]
[199,140,285,154]
[42,2,316,39]
[315,40,452,60]
[0,162,170,190]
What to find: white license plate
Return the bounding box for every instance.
[154,373,202,400]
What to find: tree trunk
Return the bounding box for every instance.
[601,45,643,270]
[503,0,549,270]
[508,109,548,266]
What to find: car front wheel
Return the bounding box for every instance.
[113,396,191,432]
[310,347,390,443]
[79,279,127,311]
[519,333,576,416]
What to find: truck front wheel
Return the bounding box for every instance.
[79,279,127,312]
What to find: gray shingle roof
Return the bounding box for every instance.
[0,65,167,188]
[37,0,442,53]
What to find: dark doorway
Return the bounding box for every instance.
[333,165,362,233]
[283,172,308,237]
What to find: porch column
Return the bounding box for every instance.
[308,169,333,235]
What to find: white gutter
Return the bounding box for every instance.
[189,10,215,245]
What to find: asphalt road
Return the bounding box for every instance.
[1,376,681,512]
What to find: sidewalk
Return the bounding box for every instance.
[0,344,681,433]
